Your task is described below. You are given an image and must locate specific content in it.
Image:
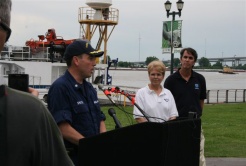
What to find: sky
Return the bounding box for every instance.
[8,0,246,62]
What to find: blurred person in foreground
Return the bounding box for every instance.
[133,60,178,123]
[47,39,107,165]
[164,47,207,166]
[0,0,74,165]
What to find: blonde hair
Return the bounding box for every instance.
[147,60,166,75]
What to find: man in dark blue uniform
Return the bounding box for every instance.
[47,39,106,166]
[164,47,207,166]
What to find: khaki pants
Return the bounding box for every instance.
[200,128,206,166]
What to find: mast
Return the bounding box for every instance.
[78,0,119,64]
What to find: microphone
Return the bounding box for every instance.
[108,86,121,93]
[108,108,122,129]
[98,84,116,105]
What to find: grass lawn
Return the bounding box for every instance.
[101,103,246,157]
[202,103,246,157]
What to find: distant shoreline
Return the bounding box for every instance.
[109,68,246,72]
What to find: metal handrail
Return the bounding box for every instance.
[206,89,246,104]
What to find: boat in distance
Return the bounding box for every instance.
[218,65,237,74]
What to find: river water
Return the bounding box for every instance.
[108,70,246,90]
[102,70,246,104]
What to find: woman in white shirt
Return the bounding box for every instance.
[133,60,178,123]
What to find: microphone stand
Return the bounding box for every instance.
[113,87,150,122]
[124,95,150,122]
[98,84,117,106]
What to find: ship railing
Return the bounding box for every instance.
[78,6,119,24]
[97,87,246,106]
[0,46,51,61]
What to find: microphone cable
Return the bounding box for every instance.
[99,85,167,124]
[116,105,167,123]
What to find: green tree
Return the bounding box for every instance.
[145,56,159,65]
[173,58,180,68]
[234,64,246,70]
[118,61,132,67]
[212,60,223,69]
[199,57,211,68]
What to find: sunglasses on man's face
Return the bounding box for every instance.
[0,20,11,42]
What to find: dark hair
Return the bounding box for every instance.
[65,54,84,67]
[65,56,73,67]
[180,47,198,62]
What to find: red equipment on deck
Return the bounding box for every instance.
[25,28,76,62]
[25,28,75,48]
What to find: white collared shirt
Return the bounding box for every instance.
[133,85,178,122]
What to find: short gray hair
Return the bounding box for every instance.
[0,0,12,26]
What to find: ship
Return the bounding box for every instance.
[0,43,111,101]
[0,1,136,105]
[0,42,134,106]
[218,65,237,74]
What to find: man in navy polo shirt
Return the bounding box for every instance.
[164,47,207,166]
[47,39,107,166]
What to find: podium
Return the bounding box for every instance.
[78,118,201,166]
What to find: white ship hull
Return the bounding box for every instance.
[0,45,136,105]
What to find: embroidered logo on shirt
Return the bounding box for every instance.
[94,100,99,104]
[164,98,169,102]
[195,84,199,90]
[77,101,84,105]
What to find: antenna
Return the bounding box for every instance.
[138,33,141,62]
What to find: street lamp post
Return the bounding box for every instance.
[164,0,184,74]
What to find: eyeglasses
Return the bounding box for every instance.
[0,20,11,42]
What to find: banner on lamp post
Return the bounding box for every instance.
[162,20,182,54]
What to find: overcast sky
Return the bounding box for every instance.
[9,0,246,62]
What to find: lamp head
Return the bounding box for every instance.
[176,0,184,17]
[164,0,172,17]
